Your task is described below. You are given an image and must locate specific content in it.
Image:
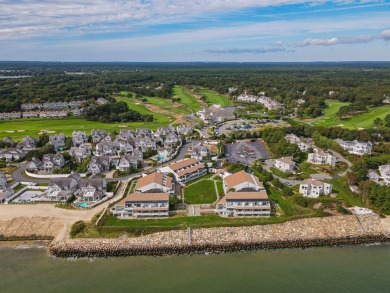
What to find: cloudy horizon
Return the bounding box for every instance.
[1,0,389,62]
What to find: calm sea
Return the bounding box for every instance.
[1,244,389,293]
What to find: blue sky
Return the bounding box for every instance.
[0,0,389,61]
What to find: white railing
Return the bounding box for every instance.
[25,170,87,178]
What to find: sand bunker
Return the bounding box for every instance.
[17,130,26,132]
[5,130,15,133]
[46,131,56,133]
[118,125,128,128]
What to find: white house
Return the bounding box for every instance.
[159,158,207,184]
[307,149,337,166]
[191,143,211,160]
[197,104,235,124]
[274,157,296,172]
[223,170,265,194]
[112,193,169,218]
[336,139,372,155]
[216,191,271,217]
[134,172,174,193]
[299,178,332,198]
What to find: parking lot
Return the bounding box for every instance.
[224,139,271,166]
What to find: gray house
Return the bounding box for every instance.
[88,156,111,175]
[0,171,7,190]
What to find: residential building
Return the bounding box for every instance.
[307,149,337,166]
[88,156,111,175]
[42,102,69,109]
[197,104,235,124]
[191,143,210,160]
[223,170,265,194]
[26,157,43,172]
[42,154,65,173]
[96,97,109,105]
[257,96,282,110]
[72,131,88,147]
[176,125,193,136]
[379,164,390,186]
[95,141,117,156]
[47,133,66,151]
[216,191,271,217]
[274,157,296,172]
[112,193,169,218]
[44,175,80,201]
[0,148,26,162]
[134,172,174,193]
[160,158,207,184]
[91,129,106,143]
[16,136,37,151]
[117,155,141,172]
[299,178,332,198]
[336,139,372,155]
[21,103,41,111]
[118,129,135,140]
[0,171,7,190]
[164,133,180,148]
[75,179,107,202]
[69,146,91,163]
[237,93,258,102]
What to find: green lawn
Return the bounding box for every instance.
[0,115,173,140]
[184,179,217,204]
[216,181,224,196]
[313,100,390,129]
[114,93,173,123]
[172,86,201,112]
[329,177,366,207]
[199,87,233,107]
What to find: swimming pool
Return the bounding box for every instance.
[76,202,90,208]
[157,155,166,161]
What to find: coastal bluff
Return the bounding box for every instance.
[50,214,390,258]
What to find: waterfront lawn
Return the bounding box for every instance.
[199,87,233,107]
[184,179,217,204]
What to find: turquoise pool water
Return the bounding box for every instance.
[157,155,166,161]
[76,202,90,208]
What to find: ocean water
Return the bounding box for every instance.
[1,244,390,293]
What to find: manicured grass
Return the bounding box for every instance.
[199,87,233,107]
[172,86,201,112]
[114,94,174,124]
[313,100,390,129]
[184,179,217,204]
[0,116,171,140]
[216,181,224,196]
[146,96,190,115]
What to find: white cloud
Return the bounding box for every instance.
[0,0,385,40]
[203,47,287,54]
[291,29,390,47]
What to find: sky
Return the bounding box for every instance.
[0,0,389,62]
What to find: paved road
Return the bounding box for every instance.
[328,149,352,177]
[11,140,200,184]
[263,159,302,186]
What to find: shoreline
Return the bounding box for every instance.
[49,234,389,258]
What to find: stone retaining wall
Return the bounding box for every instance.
[49,214,389,258]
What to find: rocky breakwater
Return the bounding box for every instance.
[49,214,389,258]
